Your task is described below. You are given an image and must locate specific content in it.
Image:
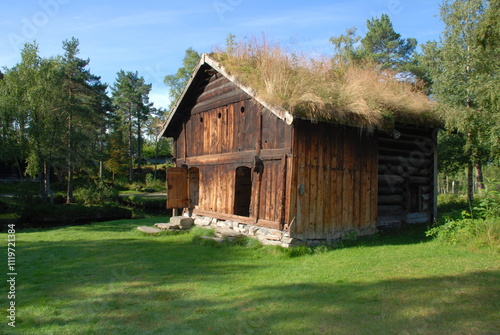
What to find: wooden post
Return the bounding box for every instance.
[279,154,287,230]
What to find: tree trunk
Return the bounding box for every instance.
[39,157,47,203]
[467,161,474,205]
[128,118,134,182]
[44,163,53,204]
[137,119,142,172]
[66,110,74,204]
[475,162,485,193]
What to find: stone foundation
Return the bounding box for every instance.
[185,213,377,247]
[187,213,297,247]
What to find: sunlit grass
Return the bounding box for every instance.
[1,218,499,334]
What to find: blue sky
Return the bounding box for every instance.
[0,0,444,109]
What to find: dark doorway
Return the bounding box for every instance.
[189,167,200,207]
[234,166,252,217]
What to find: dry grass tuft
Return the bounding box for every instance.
[212,36,439,130]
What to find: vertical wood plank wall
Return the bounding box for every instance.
[290,121,378,240]
[174,73,293,228]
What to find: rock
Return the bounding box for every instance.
[155,223,181,230]
[199,217,211,226]
[137,226,162,234]
[170,216,194,228]
[215,228,245,238]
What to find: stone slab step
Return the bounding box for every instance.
[137,226,162,234]
[154,223,185,230]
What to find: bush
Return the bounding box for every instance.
[426,211,499,253]
[74,181,119,206]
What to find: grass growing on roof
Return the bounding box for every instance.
[212,36,439,130]
[2,218,499,334]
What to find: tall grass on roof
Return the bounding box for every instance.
[212,36,437,130]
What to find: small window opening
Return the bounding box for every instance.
[218,112,222,119]
[241,106,245,113]
[200,116,204,123]
[234,166,252,217]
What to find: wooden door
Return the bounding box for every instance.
[166,167,189,209]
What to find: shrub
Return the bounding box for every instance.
[74,181,118,206]
[426,212,499,253]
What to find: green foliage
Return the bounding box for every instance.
[428,184,500,252]
[474,180,500,218]
[145,173,164,191]
[74,181,118,206]
[426,214,499,252]
[163,47,201,106]
[331,14,417,70]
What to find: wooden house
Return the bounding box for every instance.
[159,54,438,245]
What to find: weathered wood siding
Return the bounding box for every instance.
[173,72,293,228]
[290,121,378,240]
[377,126,436,226]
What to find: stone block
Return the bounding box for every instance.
[201,217,213,226]
[155,223,181,230]
[137,226,161,234]
[170,216,194,228]
[215,228,245,238]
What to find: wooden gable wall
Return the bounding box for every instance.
[173,72,294,229]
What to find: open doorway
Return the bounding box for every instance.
[189,167,200,208]
[234,166,252,217]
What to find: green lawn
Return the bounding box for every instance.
[1,218,499,335]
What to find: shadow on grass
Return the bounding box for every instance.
[6,223,498,335]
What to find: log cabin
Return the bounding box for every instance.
[159,53,440,246]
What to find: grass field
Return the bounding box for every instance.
[1,218,499,335]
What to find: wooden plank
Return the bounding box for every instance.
[193,209,257,225]
[185,151,254,166]
[287,123,299,232]
[342,129,353,229]
[307,123,319,236]
[370,135,378,226]
[295,122,308,236]
[352,132,361,229]
[166,167,189,209]
[226,104,234,153]
[334,128,344,230]
[315,124,325,236]
[278,154,287,229]
[191,91,250,114]
[322,126,332,234]
[256,219,281,230]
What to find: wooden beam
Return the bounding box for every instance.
[279,153,287,230]
[193,209,257,225]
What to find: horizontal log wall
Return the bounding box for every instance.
[291,122,378,240]
[377,126,436,226]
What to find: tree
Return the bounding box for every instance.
[164,48,200,106]
[426,0,496,203]
[330,14,417,70]
[58,38,108,203]
[111,70,152,182]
